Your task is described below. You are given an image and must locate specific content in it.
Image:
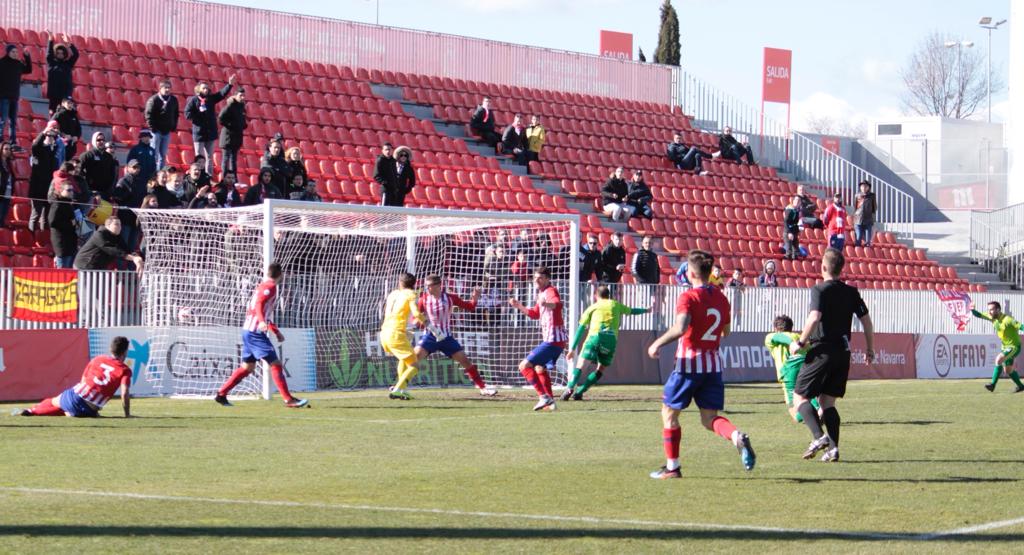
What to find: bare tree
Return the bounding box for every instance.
[899,31,1002,119]
[803,114,866,139]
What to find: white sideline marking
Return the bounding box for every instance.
[918,515,1024,539]
[0,486,903,540]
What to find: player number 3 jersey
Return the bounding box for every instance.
[675,285,731,373]
[72,355,132,409]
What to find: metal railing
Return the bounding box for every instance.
[970,203,1024,288]
[0,269,142,330]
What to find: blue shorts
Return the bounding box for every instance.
[417,333,464,357]
[241,330,278,364]
[58,388,99,418]
[662,369,725,411]
[526,342,563,370]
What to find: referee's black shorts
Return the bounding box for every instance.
[794,343,851,399]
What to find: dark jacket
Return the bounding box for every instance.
[579,245,603,282]
[601,177,629,206]
[213,184,244,208]
[470,106,495,133]
[111,174,147,228]
[666,141,688,163]
[758,272,779,287]
[45,40,79,100]
[784,206,801,234]
[180,174,210,204]
[74,227,131,270]
[188,194,221,209]
[259,152,291,191]
[601,243,626,283]
[47,200,78,258]
[626,179,652,205]
[144,93,180,134]
[29,133,60,199]
[719,133,742,153]
[243,182,283,206]
[217,99,246,150]
[631,248,660,284]
[373,154,397,191]
[52,106,82,138]
[149,184,181,209]
[854,192,877,226]
[184,83,232,142]
[0,52,32,99]
[501,125,527,153]
[127,143,157,184]
[394,159,415,198]
[79,147,117,199]
[286,159,308,189]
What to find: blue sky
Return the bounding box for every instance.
[208,0,1012,130]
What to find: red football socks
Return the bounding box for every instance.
[663,427,681,459]
[30,398,65,416]
[519,366,546,396]
[536,370,553,397]
[711,416,737,441]
[218,367,252,397]
[270,363,294,402]
[464,364,486,389]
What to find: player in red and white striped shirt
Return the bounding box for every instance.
[646,250,755,478]
[14,337,133,418]
[509,266,567,411]
[414,274,496,396]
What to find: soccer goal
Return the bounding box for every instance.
[134,200,580,399]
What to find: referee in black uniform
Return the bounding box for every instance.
[789,248,874,462]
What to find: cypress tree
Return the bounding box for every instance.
[653,0,681,66]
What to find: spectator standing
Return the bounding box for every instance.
[525,115,546,162]
[29,126,61,230]
[510,229,535,262]
[45,32,79,115]
[374,142,398,206]
[284,146,308,190]
[501,114,528,165]
[48,181,78,267]
[470,97,500,148]
[666,132,709,175]
[600,232,627,283]
[626,169,654,219]
[631,235,661,284]
[244,167,283,205]
[143,80,179,169]
[579,234,603,282]
[73,216,144,271]
[51,96,82,159]
[126,129,157,185]
[110,159,147,250]
[510,251,531,282]
[822,193,849,251]
[728,269,745,288]
[259,139,290,192]
[218,87,246,175]
[601,167,633,221]
[0,43,31,146]
[783,195,802,260]
[853,180,877,247]
[184,74,236,173]
[758,260,779,287]
[717,126,755,165]
[391,146,415,207]
[79,132,117,200]
[0,142,14,224]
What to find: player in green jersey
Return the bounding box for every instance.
[764,315,820,422]
[970,301,1024,393]
[562,285,650,401]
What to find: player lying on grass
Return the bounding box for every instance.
[416,274,496,396]
[381,272,433,400]
[13,336,132,418]
[562,285,649,401]
[215,262,309,408]
[509,266,567,411]
[765,314,819,422]
[970,301,1024,393]
[646,250,755,478]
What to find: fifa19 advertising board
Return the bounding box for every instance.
[915,334,1001,379]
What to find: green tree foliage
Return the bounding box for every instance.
[653,0,680,66]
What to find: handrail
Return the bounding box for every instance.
[970,204,1024,288]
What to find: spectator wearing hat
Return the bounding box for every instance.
[45,32,79,115]
[51,96,81,159]
[127,129,157,185]
[0,43,31,146]
[143,80,179,169]
[111,159,147,250]
[29,125,62,230]
[390,145,415,207]
[184,74,236,173]
[218,87,246,175]
[758,260,779,287]
[79,132,117,200]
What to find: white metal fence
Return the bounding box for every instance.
[970,203,1024,288]
[0,269,142,330]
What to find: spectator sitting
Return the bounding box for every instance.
[285,146,308,190]
[126,129,157,185]
[783,195,802,260]
[164,171,190,206]
[144,80,178,169]
[501,114,528,165]
[795,184,822,229]
[710,264,725,289]
[73,216,144,272]
[45,32,79,115]
[675,261,691,287]
[525,115,546,162]
[185,74,236,173]
[259,139,291,192]
[758,260,779,287]
[181,163,210,203]
[295,180,321,202]
[666,132,709,175]
[601,167,634,221]
[29,125,62,231]
[728,269,745,288]
[600,232,627,283]
[244,167,283,205]
[469,97,500,148]
[286,172,306,199]
[217,87,246,175]
[51,96,82,159]
[716,125,755,165]
[48,182,78,268]
[854,180,876,247]
[146,175,180,208]
[140,193,161,209]
[0,43,32,146]
[822,192,849,251]
[579,234,603,282]
[79,132,117,200]
[188,187,221,209]
[631,235,661,284]
[626,169,654,219]
[213,171,244,207]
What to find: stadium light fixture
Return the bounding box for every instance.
[978,17,1007,122]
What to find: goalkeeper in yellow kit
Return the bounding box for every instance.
[970,301,1024,393]
[381,272,433,400]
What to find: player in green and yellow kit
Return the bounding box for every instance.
[562,285,650,401]
[970,301,1024,393]
[765,315,819,422]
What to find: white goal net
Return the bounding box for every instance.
[135,201,579,398]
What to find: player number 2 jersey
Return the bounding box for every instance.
[72,355,132,409]
[675,285,731,372]
[243,279,277,333]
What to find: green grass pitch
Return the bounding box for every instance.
[1,380,1022,553]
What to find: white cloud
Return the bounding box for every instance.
[860,58,899,84]
[790,91,903,136]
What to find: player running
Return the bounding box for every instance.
[562,285,650,401]
[509,266,568,411]
[13,337,133,418]
[416,274,497,396]
[765,314,819,422]
[215,263,309,408]
[381,272,430,400]
[646,250,755,478]
[970,301,1024,393]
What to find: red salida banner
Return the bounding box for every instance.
[762,47,792,104]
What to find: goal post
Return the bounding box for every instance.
[135,200,580,399]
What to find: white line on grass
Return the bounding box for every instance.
[917,515,1024,539]
[0,486,911,541]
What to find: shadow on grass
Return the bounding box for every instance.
[844,420,952,426]
[776,476,1019,485]
[0,524,1020,543]
[0,424,189,429]
[843,459,1024,465]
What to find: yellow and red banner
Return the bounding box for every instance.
[11,269,79,323]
